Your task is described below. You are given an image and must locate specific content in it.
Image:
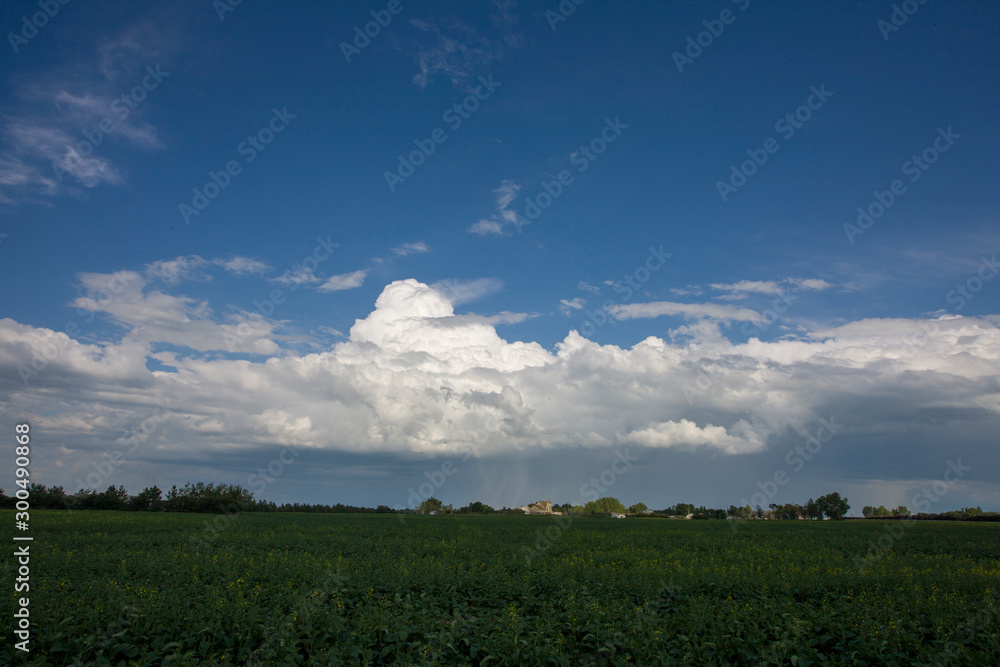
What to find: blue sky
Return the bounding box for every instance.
[1,0,998,513]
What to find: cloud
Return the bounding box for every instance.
[318,270,369,293]
[272,270,322,287]
[790,278,834,291]
[0,21,176,205]
[559,298,586,315]
[392,241,431,257]
[493,179,519,208]
[437,311,532,327]
[577,282,601,293]
[144,257,212,284]
[0,118,126,193]
[610,300,760,322]
[468,180,522,236]
[620,419,765,455]
[143,256,272,283]
[710,280,784,298]
[710,278,835,300]
[468,219,506,237]
[2,276,999,504]
[68,269,279,354]
[431,277,504,305]
[406,5,521,89]
[217,257,271,276]
[97,21,174,83]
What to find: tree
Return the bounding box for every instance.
[892,505,910,516]
[673,502,695,517]
[584,497,626,515]
[70,488,99,510]
[95,485,129,511]
[418,497,443,514]
[771,503,803,520]
[726,504,753,520]
[129,486,163,511]
[26,484,68,509]
[862,505,890,518]
[816,492,850,520]
[804,498,823,519]
[628,502,648,515]
[459,501,495,514]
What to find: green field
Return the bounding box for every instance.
[3,511,998,665]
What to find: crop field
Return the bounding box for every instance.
[2,511,998,665]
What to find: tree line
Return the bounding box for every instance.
[0,483,370,514]
[2,484,996,520]
[730,492,851,521]
[862,504,999,521]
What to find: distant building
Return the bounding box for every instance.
[521,498,557,515]
[610,512,626,519]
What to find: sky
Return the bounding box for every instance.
[0,0,998,514]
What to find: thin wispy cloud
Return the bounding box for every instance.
[431,277,504,305]
[318,270,369,292]
[468,180,522,237]
[435,311,532,328]
[68,268,279,354]
[710,280,785,297]
[407,2,521,89]
[559,298,586,315]
[217,257,271,276]
[468,218,505,237]
[392,241,431,256]
[272,271,322,287]
[143,256,272,284]
[709,278,834,300]
[145,257,213,284]
[610,300,760,322]
[0,20,176,205]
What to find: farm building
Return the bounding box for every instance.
[521,498,558,515]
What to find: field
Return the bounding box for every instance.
[3,511,998,665]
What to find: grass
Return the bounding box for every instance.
[2,510,998,665]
